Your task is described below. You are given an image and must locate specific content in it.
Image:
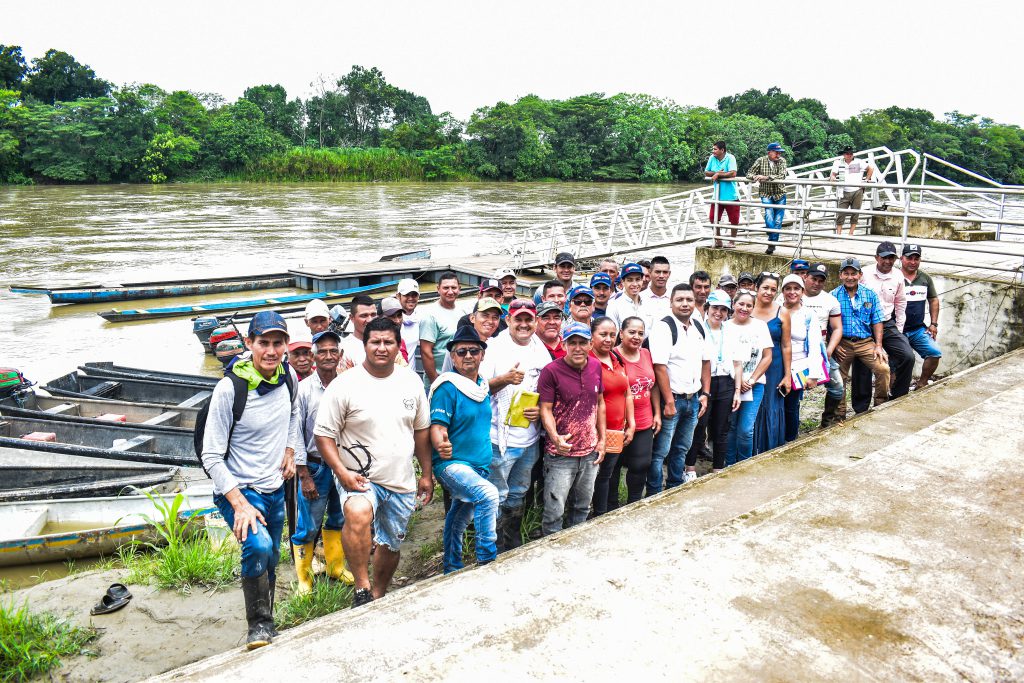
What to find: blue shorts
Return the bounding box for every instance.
[335,481,416,552]
[905,327,942,359]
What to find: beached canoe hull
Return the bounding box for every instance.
[43,372,213,407]
[0,414,195,457]
[0,488,216,567]
[1,392,201,429]
[79,362,219,388]
[10,273,296,304]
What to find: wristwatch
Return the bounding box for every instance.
[698,390,710,399]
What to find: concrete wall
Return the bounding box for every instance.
[695,248,1024,375]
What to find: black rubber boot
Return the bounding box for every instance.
[241,574,275,650]
[821,396,842,428]
[500,506,524,552]
[267,576,279,637]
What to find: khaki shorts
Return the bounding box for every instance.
[837,189,864,224]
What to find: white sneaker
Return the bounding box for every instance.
[683,471,698,484]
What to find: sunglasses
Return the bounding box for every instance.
[453,347,483,358]
[571,298,594,306]
[760,271,780,278]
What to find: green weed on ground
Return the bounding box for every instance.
[275,580,353,630]
[0,600,96,683]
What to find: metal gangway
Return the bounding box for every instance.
[503,147,1024,274]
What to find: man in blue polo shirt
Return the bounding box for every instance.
[705,140,739,248]
[429,326,498,574]
[830,257,891,415]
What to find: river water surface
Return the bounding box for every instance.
[1,182,696,383]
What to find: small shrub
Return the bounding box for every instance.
[0,600,96,683]
[275,580,352,630]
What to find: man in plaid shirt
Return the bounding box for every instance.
[747,142,788,255]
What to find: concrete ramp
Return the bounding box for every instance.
[158,351,1024,682]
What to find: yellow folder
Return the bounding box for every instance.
[505,391,540,428]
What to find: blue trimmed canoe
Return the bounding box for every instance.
[9,273,296,304]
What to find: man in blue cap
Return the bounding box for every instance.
[537,322,606,535]
[291,329,354,596]
[201,310,300,649]
[607,263,649,333]
[429,325,498,573]
[590,272,613,318]
[747,142,789,255]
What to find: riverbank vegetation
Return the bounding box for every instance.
[1,44,1023,186]
[0,599,96,682]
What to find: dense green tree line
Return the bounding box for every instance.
[2,45,1022,185]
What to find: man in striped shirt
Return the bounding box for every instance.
[747,142,788,255]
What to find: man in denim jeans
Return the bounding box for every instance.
[537,323,606,536]
[646,284,710,495]
[485,299,550,551]
[291,330,354,595]
[429,326,499,574]
[747,142,789,255]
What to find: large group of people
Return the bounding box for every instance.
[201,235,943,648]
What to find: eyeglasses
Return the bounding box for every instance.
[760,271,780,278]
[453,347,483,358]
[571,298,594,306]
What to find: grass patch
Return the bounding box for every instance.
[275,580,353,630]
[0,599,97,683]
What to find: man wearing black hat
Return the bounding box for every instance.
[554,252,577,293]
[830,147,874,235]
[860,241,915,399]
[747,142,789,255]
[429,326,499,574]
[901,244,942,389]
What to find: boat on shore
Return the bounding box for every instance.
[0,487,216,567]
[79,362,218,388]
[9,272,296,305]
[0,448,183,503]
[98,280,399,323]
[43,372,213,407]
[0,391,201,429]
[0,414,197,468]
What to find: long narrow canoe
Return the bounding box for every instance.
[1,392,201,429]
[0,448,182,502]
[43,372,213,407]
[0,487,216,567]
[98,280,400,323]
[0,404,192,434]
[9,272,296,304]
[0,435,196,468]
[0,414,195,462]
[80,362,219,388]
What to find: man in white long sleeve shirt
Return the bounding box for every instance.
[201,310,300,650]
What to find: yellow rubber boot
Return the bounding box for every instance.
[293,542,315,595]
[321,529,355,585]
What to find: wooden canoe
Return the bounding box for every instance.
[79,362,219,388]
[9,272,296,304]
[0,392,201,429]
[43,372,213,408]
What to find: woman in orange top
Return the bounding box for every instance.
[589,317,635,516]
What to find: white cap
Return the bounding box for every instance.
[781,274,805,290]
[380,296,403,316]
[304,298,330,320]
[397,278,419,295]
[493,267,516,280]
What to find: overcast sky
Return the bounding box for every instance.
[6,0,1022,125]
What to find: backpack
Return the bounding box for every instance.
[661,315,705,345]
[193,369,297,474]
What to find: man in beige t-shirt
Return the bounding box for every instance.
[315,318,432,608]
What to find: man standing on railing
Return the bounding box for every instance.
[747,142,789,255]
[706,141,739,248]
[830,147,875,235]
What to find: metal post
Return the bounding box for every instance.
[711,181,720,246]
[795,184,807,258]
[997,193,1006,241]
[919,155,928,202]
[900,186,912,251]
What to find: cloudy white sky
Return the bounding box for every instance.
[6,0,1022,125]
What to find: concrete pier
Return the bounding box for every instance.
[157,349,1024,682]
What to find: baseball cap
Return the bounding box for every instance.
[590,272,613,289]
[568,285,595,302]
[288,339,312,352]
[839,257,862,272]
[718,273,738,287]
[555,252,576,266]
[767,142,784,152]
[707,290,733,310]
[537,301,566,318]
[493,267,516,280]
[902,243,923,257]
[561,322,592,341]
[311,330,342,346]
[446,325,487,351]
[380,296,403,316]
[876,241,898,257]
[791,259,810,272]
[737,271,756,284]
[841,146,854,154]
[397,278,419,295]
[807,263,829,279]
[304,298,330,320]
[620,263,643,279]
[249,311,289,338]
[473,297,503,313]
[479,278,502,294]
[781,274,805,290]
[507,299,537,319]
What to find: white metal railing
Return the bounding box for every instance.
[503,148,1024,271]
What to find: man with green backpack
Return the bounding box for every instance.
[199,310,300,650]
